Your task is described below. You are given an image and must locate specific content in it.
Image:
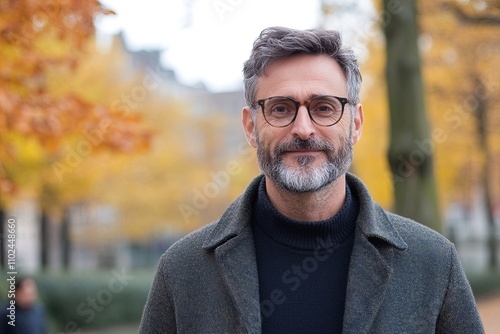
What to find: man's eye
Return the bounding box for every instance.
[316,105,335,112]
[271,105,290,113]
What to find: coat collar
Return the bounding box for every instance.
[346,173,407,251]
[203,173,408,252]
[202,175,261,251]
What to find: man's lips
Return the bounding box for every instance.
[284,150,323,155]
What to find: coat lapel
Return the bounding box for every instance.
[214,226,262,333]
[343,174,408,334]
[202,176,263,333]
[342,227,394,334]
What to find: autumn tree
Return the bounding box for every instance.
[0,1,150,269]
[382,0,442,232]
[420,0,500,269]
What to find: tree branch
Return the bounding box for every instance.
[444,3,500,25]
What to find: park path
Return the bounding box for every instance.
[477,292,500,334]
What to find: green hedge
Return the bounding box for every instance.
[0,269,154,333]
[468,269,500,298]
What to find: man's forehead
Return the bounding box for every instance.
[255,55,348,98]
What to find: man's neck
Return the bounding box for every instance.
[264,175,347,222]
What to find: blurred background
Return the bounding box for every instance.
[0,0,499,332]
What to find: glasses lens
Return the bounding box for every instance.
[263,97,297,126]
[309,96,344,126]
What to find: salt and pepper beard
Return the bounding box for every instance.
[255,123,353,194]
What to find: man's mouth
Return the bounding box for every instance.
[285,149,323,155]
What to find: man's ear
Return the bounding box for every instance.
[242,106,257,148]
[351,103,364,145]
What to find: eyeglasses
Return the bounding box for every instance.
[256,95,350,127]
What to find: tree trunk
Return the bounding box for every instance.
[61,207,71,270]
[483,157,497,270]
[474,76,498,270]
[40,208,50,269]
[383,0,442,232]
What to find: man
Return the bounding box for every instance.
[1,277,47,334]
[139,27,484,333]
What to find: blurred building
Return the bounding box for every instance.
[113,32,247,158]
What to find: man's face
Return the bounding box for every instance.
[242,54,364,193]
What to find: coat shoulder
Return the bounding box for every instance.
[152,222,219,284]
[161,221,218,265]
[385,211,453,257]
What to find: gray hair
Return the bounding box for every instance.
[243,27,362,113]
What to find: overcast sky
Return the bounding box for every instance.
[96,0,324,92]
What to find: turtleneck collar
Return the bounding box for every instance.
[252,177,359,250]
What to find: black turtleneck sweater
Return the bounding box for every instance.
[251,178,359,334]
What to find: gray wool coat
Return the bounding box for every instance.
[139,174,484,334]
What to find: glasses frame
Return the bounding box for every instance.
[256,95,350,127]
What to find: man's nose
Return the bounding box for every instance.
[290,106,315,140]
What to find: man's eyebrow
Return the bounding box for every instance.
[282,94,325,100]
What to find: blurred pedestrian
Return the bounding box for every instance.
[1,277,47,334]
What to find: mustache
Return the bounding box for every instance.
[275,137,335,155]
